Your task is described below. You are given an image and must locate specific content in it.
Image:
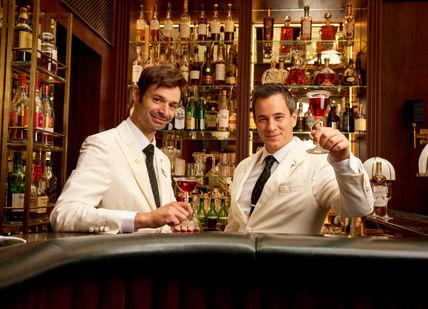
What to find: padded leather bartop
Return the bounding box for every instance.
[1,232,428,292]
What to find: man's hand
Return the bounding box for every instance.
[311,126,350,162]
[134,201,192,230]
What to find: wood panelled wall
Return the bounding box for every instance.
[378,1,428,214]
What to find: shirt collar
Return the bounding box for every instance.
[126,117,156,150]
[260,137,297,164]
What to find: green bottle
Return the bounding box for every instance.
[7,152,25,222]
[185,96,196,130]
[196,97,206,131]
[217,197,228,231]
[206,195,218,231]
[197,193,207,230]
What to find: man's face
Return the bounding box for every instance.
[254,93,297,153]
[131,84,181,141]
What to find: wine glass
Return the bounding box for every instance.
[382,182,393,221]
[306,90,331,154]
[174,177,201,228]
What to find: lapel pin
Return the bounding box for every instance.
[134,159,141,164]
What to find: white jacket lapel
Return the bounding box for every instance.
[115,121,157,211]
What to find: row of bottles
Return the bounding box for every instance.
[9,72,55,144]
[293,97,366,133]
[165,86,236,132]
[260,4,355,61]
[6,150,57,223]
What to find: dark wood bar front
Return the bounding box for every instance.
[1,232,428,308]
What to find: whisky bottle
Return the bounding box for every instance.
[31,151,48,219]
[277,59,289,84]
[206,195,218,231]
[189,46,201,86]
[314,58,339,86]
[210,4,221,43]
[205,98,218,131]
[34,77,45,143]
[180,48,190,82]
[9,72,29,141]
[343,4,355,44]
[201,45,214,85]
[162,3,174,42]
[279,16,293,57]
[215,44,226,85]
[43,153,57,206]
[263,8,274,60]
[14,6,33,62]
[261,57,279,84]
[7,152,25,222]
[225,47,237,86]
[197,4,208,42]
[180,0,191,43]
[320,12,335,50]
[135,4,146,44]
[224,3,235,45]
[300,6,312,41]
[42,85,54,145]
[341,99,354,132]
[229,94,237,131]
[326,104,338,129]
[149,4,160,43]
[218,90,229,131]
[41,32,57,73]
[372,162,388,217]
[295,102,306,132]
[285,56,308,85]
[354,103,366,132]
[174,97,186,130]
[342,59,360,86]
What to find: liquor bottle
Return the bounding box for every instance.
[196,96,206,131]
[217,196,228,231]
[197,4,208,42]
[6,151,26,222]
[341,99,354,132]
[205,98,218,130]
[42,85,54,145]
[314,58,339,86]
[326,104,338,129]
[149,4,160,43]
[180,0,191,43]
[300,6,312,41]
[279,16,293,57]
[201,45,214,85]
[228,94,237,131]
[43,154,58,210]
[132,46,144,84]
[277,59,289,84]
[210,4,221,43]
[14,6,33,62]
[285,56,308,85]
[9,73,30,141]
[305,109,315,131]
[31,151,48,218]
[197,193,207,229]
[218,90,229,131]
[262,57,279,84]
[189,46,201,86]
[263,8,274,60]
[174,97,186,130]
[162,2,174,42]
[335,23,346,55]
[41,32,57,73]
[225,47,237,86]
[320,12,335,50]
[215,44,226,85]
[34,77,45,143]
[342,59,360,86]
[206,195,218,230]
[295,102,306,132]
[343,4,355,44]
[180,48,190,82]
[371,162,387,217]
[224,3,235,45]
[135,4,146,44]
[354,103,366,132]
[185,95,196,130]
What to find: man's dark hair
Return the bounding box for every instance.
[251,83,295,115]
[137,65,187,100]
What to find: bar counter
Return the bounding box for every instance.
[1,231,428,308]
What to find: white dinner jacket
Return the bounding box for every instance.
[225,138,374,234]
[50,121,175,233]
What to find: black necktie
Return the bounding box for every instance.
[250,155,276,216]
[143,144,161,208]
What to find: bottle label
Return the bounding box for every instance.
[10,110,18,126]
[34,111,44,129]
[218,110,229,129]
[18,31,32,49]
[301,20,311,39]
[12,193,25,209]
[226,76,236,85]
[345,21,354,39]
[186,116,195,130]
[215,64,226,81]
[206,114,217,129]
[225,21,234,32]
[210,22,221,34]
[174,108,185,130]
[198,24,207,36]
[190,70,200,80]
[132,64,143,83]
[180,23,190,39]
[150,20,160,31]
[164,20,173,33]
[136,19,145,31]
[45,116,54,132]
[199,118,205,130]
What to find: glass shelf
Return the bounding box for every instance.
[160,130,236,140]
[12,61,67,84]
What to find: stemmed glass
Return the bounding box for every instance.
[382,182,393,221]
[306,90,331,154]
[174,177,201,228]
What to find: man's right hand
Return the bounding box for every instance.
[134,201,192,230]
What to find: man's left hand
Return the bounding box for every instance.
[311,126,350,162]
